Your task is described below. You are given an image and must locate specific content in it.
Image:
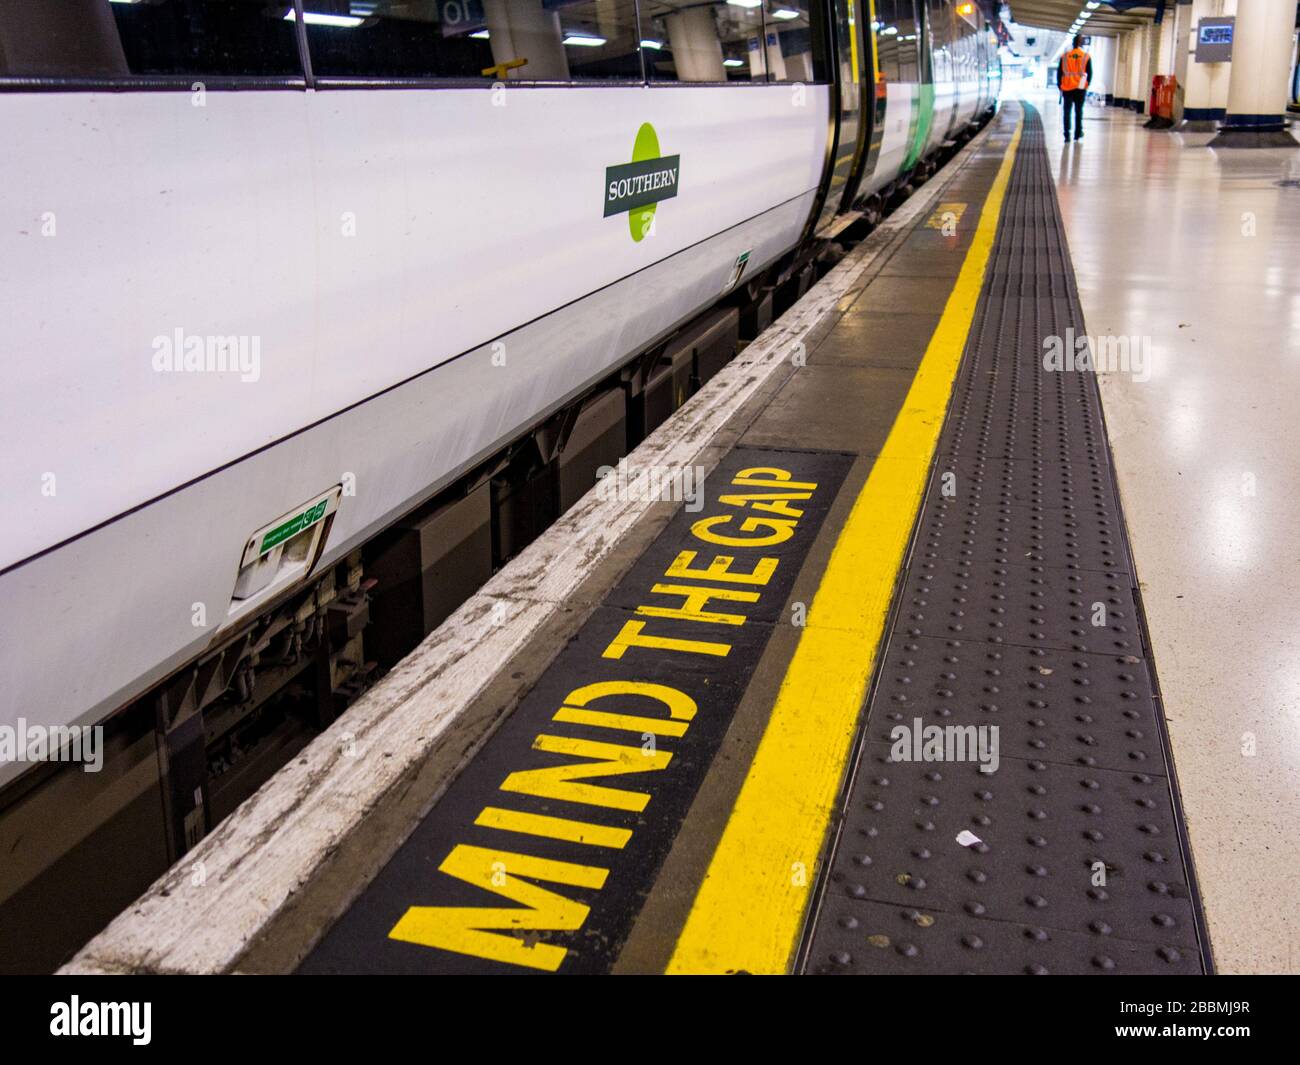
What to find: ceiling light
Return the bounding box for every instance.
[641,39,663,49]
[723,58,745,67]
[284,10,364,27]
[772,7,800,19]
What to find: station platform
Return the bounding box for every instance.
[70,95,1292,977]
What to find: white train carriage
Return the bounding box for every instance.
[0,0,999,970]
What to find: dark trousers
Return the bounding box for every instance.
[1062,88,1086,139]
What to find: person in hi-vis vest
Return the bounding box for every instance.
[1058,35,1093,142]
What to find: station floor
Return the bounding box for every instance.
[71,96,1299,977]
[1040,89,1300,975]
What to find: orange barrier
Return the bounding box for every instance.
[1146,75,1176,129]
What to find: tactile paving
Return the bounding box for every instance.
[801,105,1209,974]
[898,560,1141,656]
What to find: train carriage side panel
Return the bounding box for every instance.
[0,79,831,787]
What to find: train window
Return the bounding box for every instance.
[0,0,302,79]
[304,0,643,82]
[896,2,920,81]
[928,0,951,80]
[760,2,826,83]
[874,0,918,83]
[873,0,899,83]
[641,0,765,83]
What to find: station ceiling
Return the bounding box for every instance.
[1007,1,1160,37]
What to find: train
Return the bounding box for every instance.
[0,0,1000,970]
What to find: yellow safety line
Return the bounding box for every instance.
[666,116,1023,975]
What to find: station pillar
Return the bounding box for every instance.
[1209,0,1298,146]
[484,0,570,81]
[1119,25,1149,110]
[1143,5,1180,127]
[1135,22,1153,112]
[666,7,727,82]
[765,29,788,80]
[1127,28,1145,108]
[1113,30,1131,107]
[1089,34,1117,102]
[1179,0,1236,131]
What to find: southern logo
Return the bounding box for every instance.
[604,122,680,242]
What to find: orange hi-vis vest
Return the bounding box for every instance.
[1060,47,1089,91]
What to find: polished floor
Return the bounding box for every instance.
[1034,86,1300,974]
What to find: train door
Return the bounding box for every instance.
[925,0,959,152]
[979,22,992,115]
[813,0,872,231]
[951,3,979,129]
[980,16,997,113]
[848,0,891,205]
[901,0,934,172]
[857,0,923,196]
[834,0,887,212]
